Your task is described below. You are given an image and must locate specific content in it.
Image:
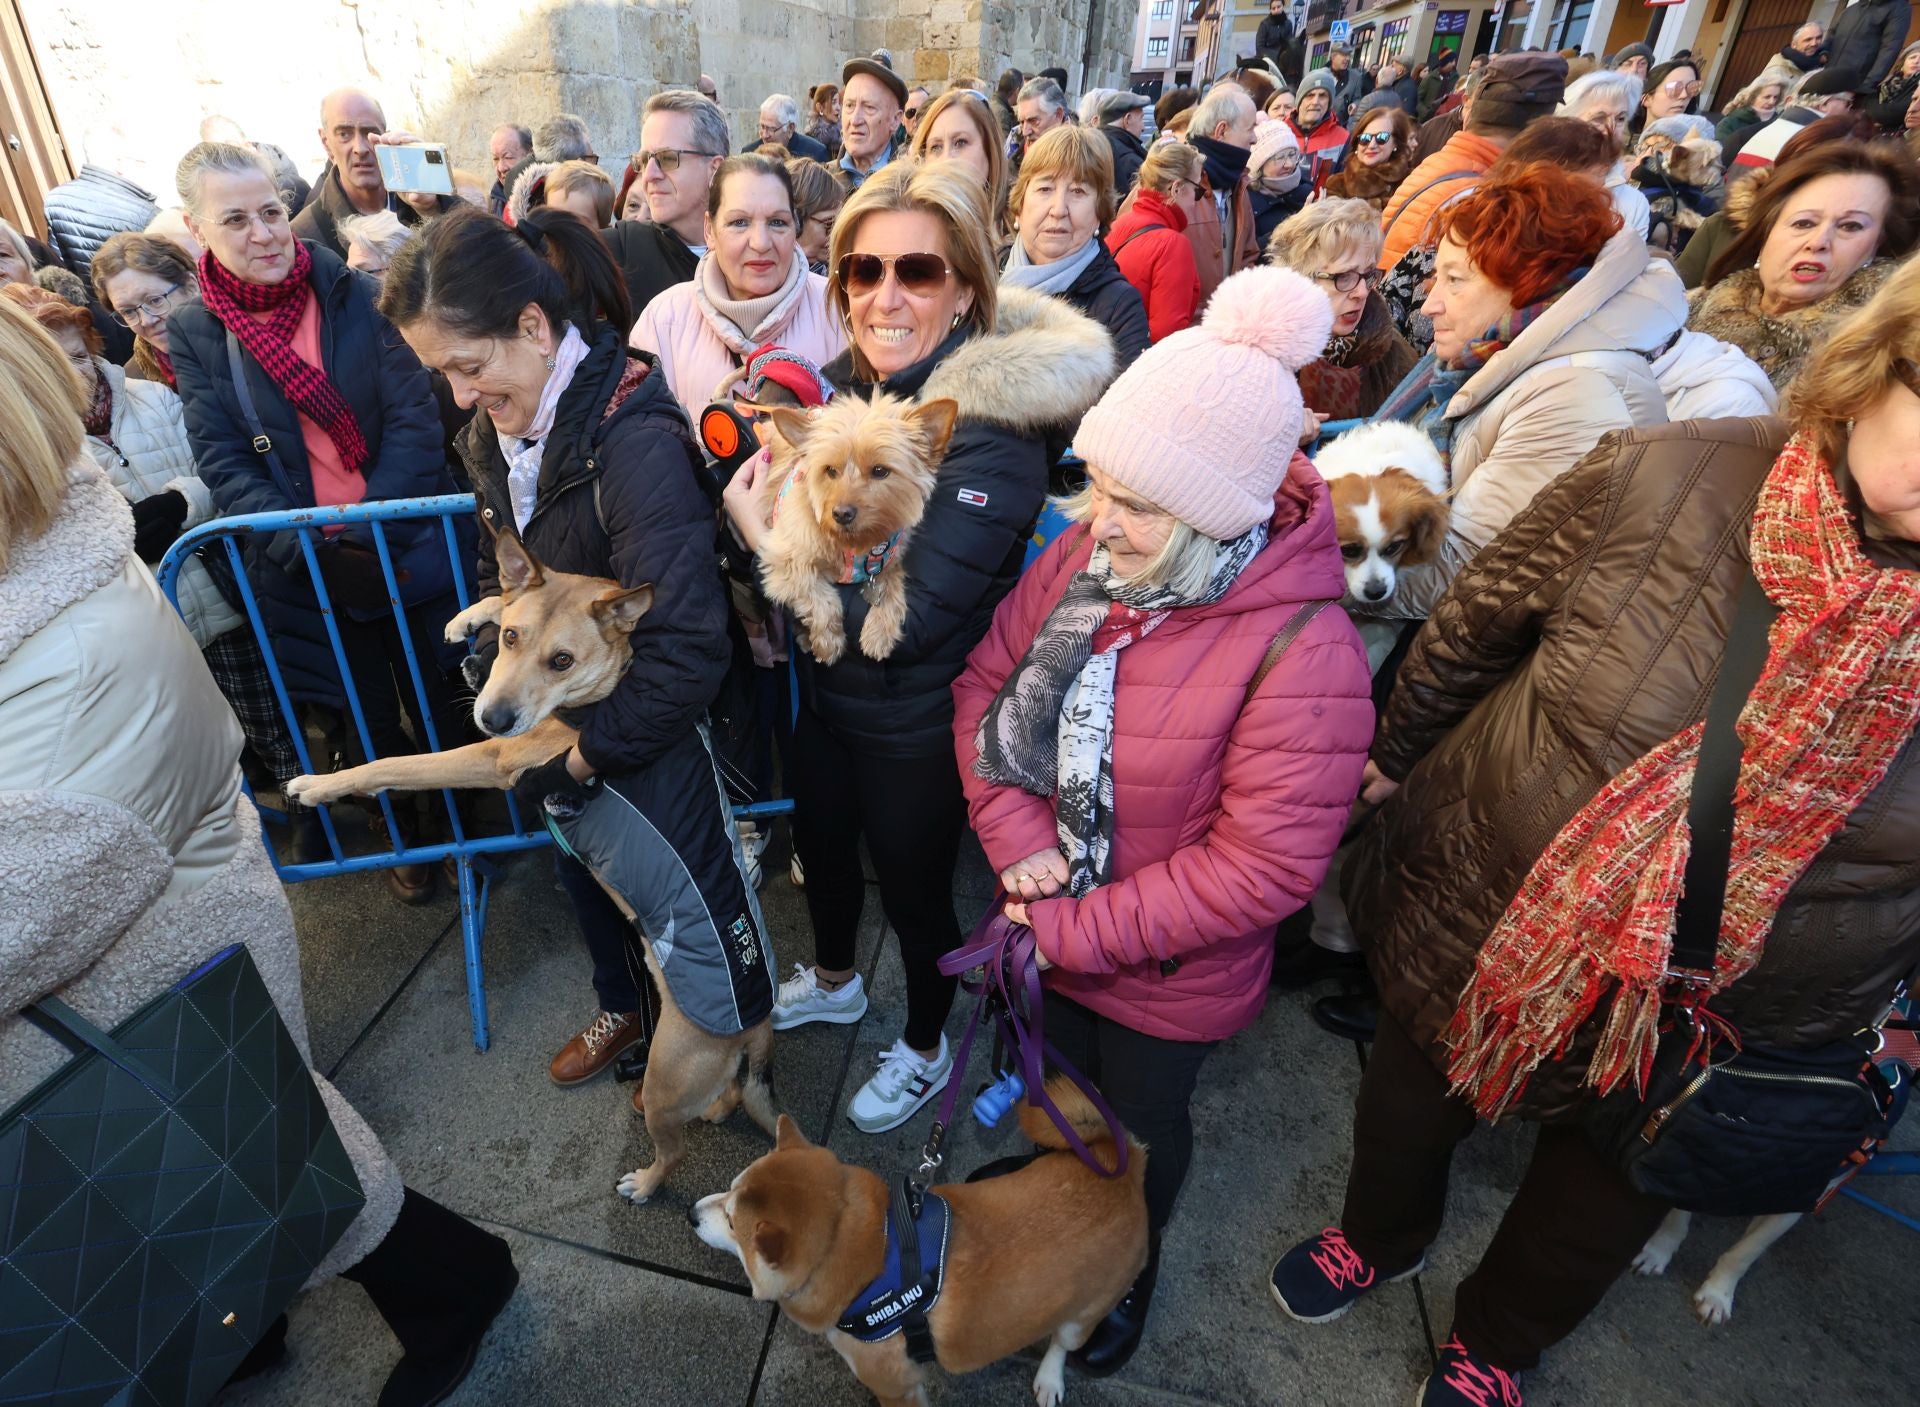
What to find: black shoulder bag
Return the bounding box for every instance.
[1583,573,1901,1216]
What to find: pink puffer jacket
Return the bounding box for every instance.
[952,454,1373,1042]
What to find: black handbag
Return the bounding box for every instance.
[0,944,366,1405]
[1583,573,1900,1216]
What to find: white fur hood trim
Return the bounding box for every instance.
[920,286,1117,434]
[1312,421,1449,497]
[0,460,133,667]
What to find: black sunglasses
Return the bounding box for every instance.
[837,251,952,295]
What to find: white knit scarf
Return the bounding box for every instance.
[692,248,809,358]
[504,324,591,533]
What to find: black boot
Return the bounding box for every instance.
[1069,1232,1160,1377]
[1311,987,1379,1042]
[342,1188,518,1407]
[220,1311,290,1387]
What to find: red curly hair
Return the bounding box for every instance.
[0,282,100,354]
[1434,164,1622,307]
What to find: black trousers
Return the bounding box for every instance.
[788,703,964,1051]
[331,594,466,769]
[556,848,659,1022]
[1043,992,1218,1235]
[1340,1012,1669,1371]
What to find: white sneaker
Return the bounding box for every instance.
[789,853,806,888]
[847,1035,953,1134]
[735,822,766,890]
[770,965,868,1031]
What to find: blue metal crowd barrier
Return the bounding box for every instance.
[159,493,791,1053]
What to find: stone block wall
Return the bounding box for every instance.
[20,0,1129,210]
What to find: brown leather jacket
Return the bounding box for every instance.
[1346,417,1920,1121]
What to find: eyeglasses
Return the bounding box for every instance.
[216,204,288,233]
[108,285,184,328]
[904,106,923,120]
[631,147,714,174]
[1662,79,1703,98]
[1355,131,1396,148]
[837,251,952,295]
[1312,268,1382,293]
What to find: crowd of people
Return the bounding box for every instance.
[3,20,1920,1407]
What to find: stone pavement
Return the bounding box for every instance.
[221,834,1920,1407]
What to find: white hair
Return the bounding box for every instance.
[1191,83,1255,140]
[1018,77,1068,116]
[174,141,278,215]
[1079,87,1114,126]
[761,93,800,129]
[1560,70,1643,117]
[336,209,411,264]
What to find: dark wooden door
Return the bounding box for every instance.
[1711,0,1816,107]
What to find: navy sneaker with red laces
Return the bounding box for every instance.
[1418,1337,1524,1407]
[1269,1226,1425,1324]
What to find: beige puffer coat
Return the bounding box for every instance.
[1373,225,1686,621]
[0,462,402,1281]
[81,359,244,648]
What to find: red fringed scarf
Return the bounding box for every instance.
[148,345,177,390]
[196,242,368,475]
[82,366,112,438]
[1445,433,1920,1121]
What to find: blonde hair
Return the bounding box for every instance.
[1009,125,1118,232]
[910,88,1009,236]
[1138,141,1203,197]
[0,298,85,573]
[1787,255,1920,464]
[1267,196,1385,274]
[1054,482,1214,594]
[828,159,997,382]
[546,160,615,226]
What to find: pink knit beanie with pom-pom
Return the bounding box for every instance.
[1072,265,1333,540]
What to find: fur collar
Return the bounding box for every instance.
[917,287,1116,434]
[1687,259,1899,389]
[0,461,134,667]
[507,162,560,225]
[1722,167,1765,233]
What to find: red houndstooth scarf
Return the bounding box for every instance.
[196,242,368,475]
[1445,432,1920,1121]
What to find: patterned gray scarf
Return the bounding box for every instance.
[973,523,1268,896]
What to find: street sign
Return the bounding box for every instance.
[1330,19,1351,42]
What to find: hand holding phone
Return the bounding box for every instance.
[373,142,455,197]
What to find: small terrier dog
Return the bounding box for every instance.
[759,393,958,665]
[1311,420,1451,605]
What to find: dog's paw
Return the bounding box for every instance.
[285,774,346,807]
[858,608,904,661]
[1693,1279,1735,1326]
[808,624,847,665]
[616,1168,656,1204]
[1631,1244,1673,1277]
[1032,1358,1066,1407]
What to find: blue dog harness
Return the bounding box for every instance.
[834,1179,951,1361]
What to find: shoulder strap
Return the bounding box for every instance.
[225,329,300,503]
[1382,169,1481,246]
[22,996,181,1102]
[891,1177,938,1364]
[1114,222,1169,254]
[1671,570,1781,975]
[1243,599,1334,705]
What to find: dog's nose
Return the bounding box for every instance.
[1362,580,1390,601]
[479,703,518,736]
[686,1203,702,1228]
[832,505,858,527]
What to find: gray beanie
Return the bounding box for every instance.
[1297,69,1339,102]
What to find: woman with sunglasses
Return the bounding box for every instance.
[1323,105,1415,212]
[1267,198,1415,439]
[629,153,844,424]
[1002,125,1150,369]
[1105,142,1206,341]
[731,159,1115,1138]
[1628,59,1699,142]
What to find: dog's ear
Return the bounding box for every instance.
[750,1220,788,1270]
[495,530,545,596]
[766,405,816,452]
[774,1113,810,1151]
[592,584,655,635]
[1402,498,1450,566]
[906,397,960,460]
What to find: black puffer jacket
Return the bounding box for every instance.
[1100,125,1148,198]
[170,240,463,704]
[1058,240,1150,368]
[464,327,730,777]
[43,166,157,285]
[605,220,700,325]
[810,288,1116,756]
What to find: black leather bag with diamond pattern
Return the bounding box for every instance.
[0,943,365,1405]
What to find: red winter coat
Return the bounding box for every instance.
[1105,190,1203,343]
[952,454,1374,1042]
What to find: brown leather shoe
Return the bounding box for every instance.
[630,1084,645,1115]
[385,864,434,905]
[549,1010,645,1086]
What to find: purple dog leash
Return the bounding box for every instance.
[909,899,1130,1197]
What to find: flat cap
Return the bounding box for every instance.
[842,58,908,108]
